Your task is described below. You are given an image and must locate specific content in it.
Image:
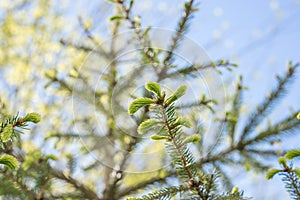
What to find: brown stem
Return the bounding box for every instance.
[161,105,204,199]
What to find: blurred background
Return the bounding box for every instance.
[1,0,300,199]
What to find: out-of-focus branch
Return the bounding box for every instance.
[51,169,100,200]
[116,172,173,199]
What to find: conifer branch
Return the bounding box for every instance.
[158,0,197,81]
[227,76,243,145]
[240,62,299,141]
[2,171,37,199]
[282,169,300,199]
[115,0,159,74]
[162,0,196,66]
[266,154,300,200]
[127,185,190,200]
[244,111,300,145]
[164,60,237,79]
[78,16,100,46]
[116,173,172,199]
[59,38,109,58]
[51,169,100,200]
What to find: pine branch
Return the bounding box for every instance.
[281,169,300,199]
[158,0,197,81]
[59,39,94,52]
[127,185,190,200]
[213,164,234,191]
[78,16,100,46]
[162,0,196,65]
[244,111,300,145]
[202,173,216,200]
[2,171,37,199]
[245,148,284,157]
[115,0,159,74]
[102,18,123,199]
[116,173,173,199]
[227,76,243,145]
[162,105,196,180]
[175,94,217,113]
[128,82,225,199]
[240,62,299,142]
[266,153,300,199]
[51,169,100,200]
[165,60,237,79]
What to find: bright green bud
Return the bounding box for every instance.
[1,124,13,142]
[183,134,201,144]
[128,98,155,115]
[231,186,239,194]
[266,168,282,180]
[278,157,287,166]
[151,135,170,141]
[145,82,162,97]
[23,113,41,123]
[285,149,300,160]
[0,154,19,170]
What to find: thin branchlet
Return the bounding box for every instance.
[158,0,196,81]
[240,63,299,142]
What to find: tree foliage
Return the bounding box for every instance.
[0,0,299,199]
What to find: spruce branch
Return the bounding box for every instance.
[158,0,197,80]
[281,169,300,199]
[128,82,241,200]
[266,154,300,200]
[127,185,190,200]
[114,0,159,74]
[51,169,100,200]
[165,60,237,79]
[2,171,37,199]
[116,172,173,199]
[175,94,217,113]
[213,164,234,191]
[162,0,196,66]
[244,110,300,145]
[227,75,243,145]
[0,113,41,170]
[78,16,100,46]
[59,39,94,52]
[240,62,299,142]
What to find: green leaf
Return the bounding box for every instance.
[175,117,191,128]
[165,85,187,105]
[151,134,170,141]
[45,154,58,161]
[243,162,251,171]
[110,16,124,21]
[231,186,239,194]
[278,157,287,166]
[23,113,41,123]
[183,134,201,144]
[128,98,155,115]
[138,119,160,134]
[285,149,300,160]
[145,82,161,97]
[107,0,118,3]
[266,168,282,180]
[0,154,19,170]
[45,69,57,79]
[129,0,134,9]
[1,124,13,142]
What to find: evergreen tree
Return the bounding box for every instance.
[0,0,300,199]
